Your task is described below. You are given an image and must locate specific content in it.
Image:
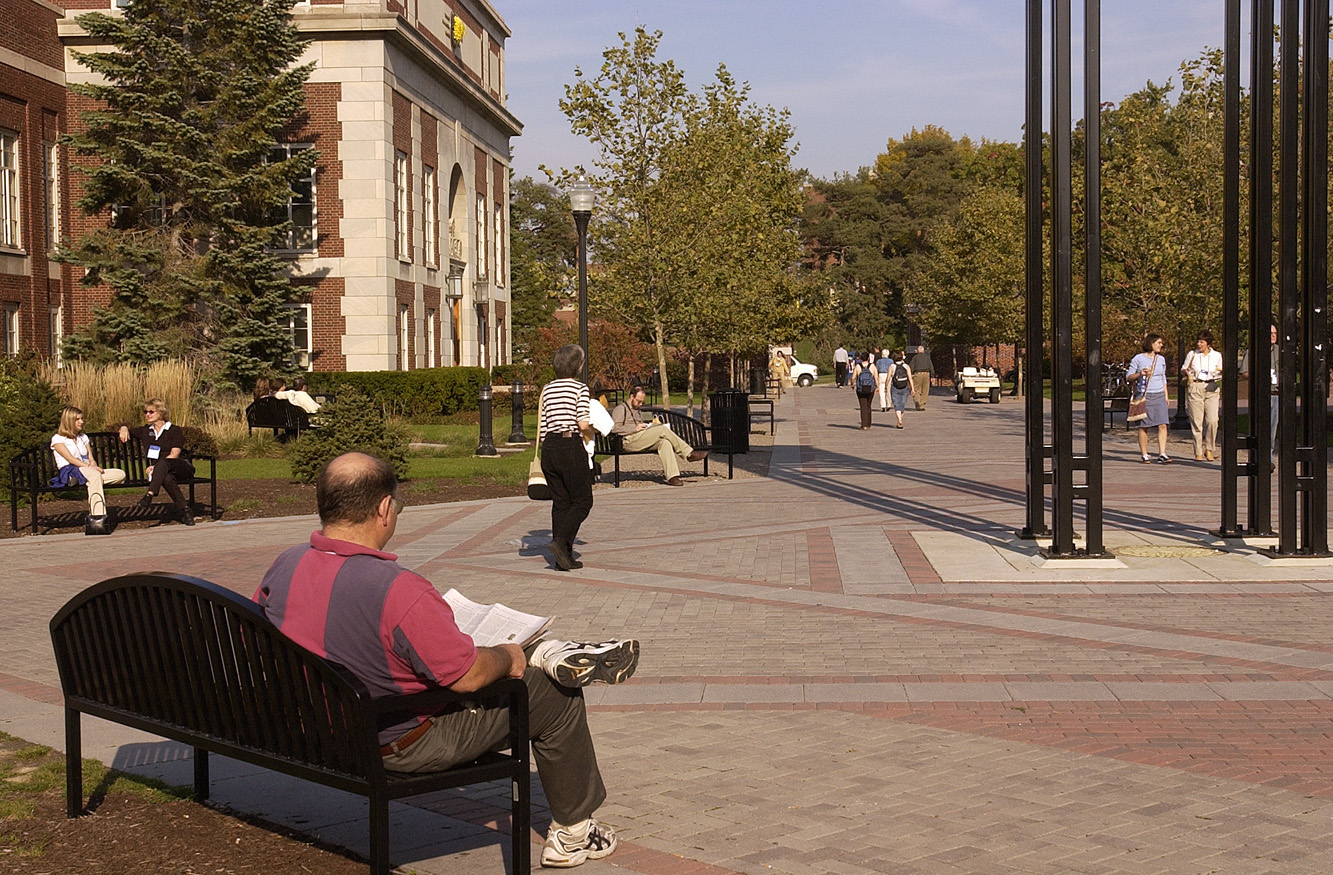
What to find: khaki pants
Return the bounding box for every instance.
[85,467,126,516]
[875,371,889,410]
[1187,381,1219,457]
[912,372,931,409]
[620,423,694,480]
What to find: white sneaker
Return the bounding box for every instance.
[530,639,639,687]
[541,819,617,868]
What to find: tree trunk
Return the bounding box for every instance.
[686,357,695,418]
[654,321,669,408]
[702,353,712,425]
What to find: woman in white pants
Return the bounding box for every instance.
[51,406,126,521]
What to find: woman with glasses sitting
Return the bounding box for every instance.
[118,397,196,526]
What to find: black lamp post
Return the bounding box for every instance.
[569,176,595,386]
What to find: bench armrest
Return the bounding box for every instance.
[369,677,529,719]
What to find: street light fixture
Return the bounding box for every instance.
[569,175,595,385]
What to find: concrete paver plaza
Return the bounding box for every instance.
[4,382,1333,874]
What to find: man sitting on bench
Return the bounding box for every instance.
[610,386,707,486]
[255,452,638,868]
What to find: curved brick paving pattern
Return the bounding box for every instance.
[2,382,1333,873]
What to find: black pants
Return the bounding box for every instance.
[148,458,194,510]
[835,361,848,387]
[857,392,873,428]
[542,435,593,548]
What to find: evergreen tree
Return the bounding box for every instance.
[59,0,316,387]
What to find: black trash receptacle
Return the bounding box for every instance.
[709,388,750,455]
[749,367,767,396]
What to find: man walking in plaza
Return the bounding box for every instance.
[255,452,638,867]
[610,386,707,486]
[909,345,935,409]
[833,344,849,388]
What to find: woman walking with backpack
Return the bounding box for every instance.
[887,351,913,429]
[852,352,876,429]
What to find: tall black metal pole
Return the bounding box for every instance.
[1218,0,1243,537]
[1083,0,1104,557]
[1249,0,1275,536]
[1276,0,1299,554]
[1020,0,1048,540]
[574,210,591,386]
[1048,0,1075,556]
[1299,0,1329,555]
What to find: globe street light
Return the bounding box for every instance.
[568,175,595,386]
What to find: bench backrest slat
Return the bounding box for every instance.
[50,574,380,780]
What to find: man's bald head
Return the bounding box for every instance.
[317,453,398,526]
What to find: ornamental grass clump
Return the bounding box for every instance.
[287,388,411,484]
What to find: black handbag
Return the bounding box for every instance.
[85,513,114,536]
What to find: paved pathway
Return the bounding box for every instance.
[3,383,1333,873]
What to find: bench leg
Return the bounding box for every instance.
[65,708,82,817]
[193,747,209,801]
[369,793,391,875]
[614,455,621,487]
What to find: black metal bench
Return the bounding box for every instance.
[594,407,734,486]
[246,395,317,439]
[9,432,218,534]
[749,398,775,435]
[50,572,530,875]
[1104,394,1131,429]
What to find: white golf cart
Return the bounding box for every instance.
[955,366,1002,403]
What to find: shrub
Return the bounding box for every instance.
[43,359,200,429]
[303,368,489,419]
[287,388,411,484]
[0,358,63,503]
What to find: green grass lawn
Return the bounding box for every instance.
[213,444,531,486]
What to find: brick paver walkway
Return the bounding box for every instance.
[3,382,1333,873]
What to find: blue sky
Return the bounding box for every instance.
[501,0,1223,182]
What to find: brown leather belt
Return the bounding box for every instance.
[381,717,433,757]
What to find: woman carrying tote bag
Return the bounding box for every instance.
[1126,333,1172,463]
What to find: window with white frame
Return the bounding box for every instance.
[0,130,19,249]
[475,193,487,279]
[281,304,312,369]
[475,304,487,368]
[398,304,410,370]
[423,165,438,266]
[43,143,59,251]
[493,201,503,287]
[1,303,18,356]
[395,151,410,261]
[270,144,315,251]
[49,306,62,367]
[426,308,437,367]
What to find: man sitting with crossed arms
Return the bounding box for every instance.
[609,386,707,486]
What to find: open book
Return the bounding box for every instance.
[443,589,554,648]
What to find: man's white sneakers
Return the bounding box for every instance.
[530,639,640,687]
[541,819,617,867]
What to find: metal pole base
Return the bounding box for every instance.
[1038,547,1116,561]
[1013,527,1051,541]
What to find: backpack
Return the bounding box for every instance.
[891,365,910,390]
[855,367,875,395]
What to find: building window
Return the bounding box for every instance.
[493,202,504,287]
[43,143,59,251]
[49,306,62,367]
[426,308,437,367]
[476,304,487,368]
[475,193,487,279]
[270,144,315,251]
[1,303,18,356]
[423,165,438,267]
[0,130,19,249]
[281,304,312,369]
[395,151,410,261]
[398,304,411,370]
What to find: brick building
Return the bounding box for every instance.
[0,0,71,360]
[3,0,518,372]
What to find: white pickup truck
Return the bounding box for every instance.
[788,356,819,387]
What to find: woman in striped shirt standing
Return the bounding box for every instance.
[540,344,595,570]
